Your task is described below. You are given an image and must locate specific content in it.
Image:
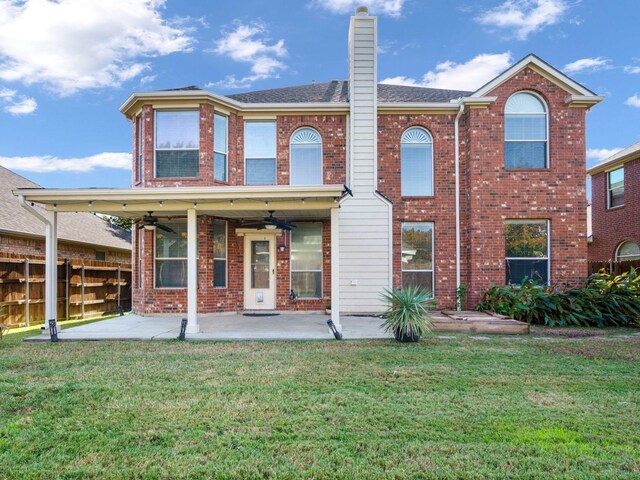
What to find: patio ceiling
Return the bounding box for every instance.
[13,184,345,218]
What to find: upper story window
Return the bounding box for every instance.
[616,241,640,261]
[401,127,433,196]
[214,113,228,182]
[505,220,549,285]
[607,167,624,208]
[155,110,199,178]
[290,128,322,185]
[136,114,143,182]
[245,121,276,185]
[504,92,548,169]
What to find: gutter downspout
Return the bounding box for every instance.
[454,103,464,310]
[18,195,59,332]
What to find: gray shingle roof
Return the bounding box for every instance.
[1,166,131,251]
[224,80,470,104]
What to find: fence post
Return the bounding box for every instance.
[81,265,85,319]
[117,266,121,310]
[65,260,70,321]
[24,258,30,327]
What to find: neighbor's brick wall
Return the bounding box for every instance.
[589,156,640,261]
[464,66,589,306]
[0,234,130,263]
[377,113,459,309]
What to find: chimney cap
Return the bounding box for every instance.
[355,5,369,16]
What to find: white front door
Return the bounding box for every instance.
[244,233,276,310]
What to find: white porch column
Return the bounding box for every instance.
[45,210,59,330]
[330,206,342,333]
[186,207,199,334]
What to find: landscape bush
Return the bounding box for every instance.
[477,268,640,327]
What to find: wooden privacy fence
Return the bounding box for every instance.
[0,253,132,326]
[589,259,640,276]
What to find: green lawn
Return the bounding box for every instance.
[1,326,639,479]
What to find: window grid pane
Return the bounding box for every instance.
[504,142,546,168]
[291,223,322,298]
[156,150,199,178]
[291,144,322,185]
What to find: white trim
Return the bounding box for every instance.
[186,208,199,333]
[330,207,341,332]
[289,127,323,186]
[473,54,598,98]
[454,103,463,309]
[504,91,549,169]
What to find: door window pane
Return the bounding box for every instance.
[251,240,270,289]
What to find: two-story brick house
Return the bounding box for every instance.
[588,141,640,263]
[15,6,602,334]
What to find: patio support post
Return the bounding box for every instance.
[330,206,342,333]
[186,207,199,334]
[45,210,59,331]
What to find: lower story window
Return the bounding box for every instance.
[616,241,640,261]
[291,222,322,298]
[155,220,188,288]
[213,220,227,288]
[401,222,434,292]
[505,220,549,285]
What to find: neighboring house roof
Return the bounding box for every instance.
[0,166,131,252]
[587,140,640,175]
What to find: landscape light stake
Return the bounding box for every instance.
[49,319,59,343]
[326,319,342,340]
[178,318,188,341]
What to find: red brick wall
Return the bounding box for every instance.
[378,113,459,309]
[132,216,332,314]
[465,67,589,305]
[589,157,640,261]
[0,234,130,263]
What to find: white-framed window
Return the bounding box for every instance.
[290,128,322,185]
[213,219,227,288]
[401,127,433,196]
[137,114,143,182]
[245,121,276,185]
[155,220,188,288]
[138,229,143,289]
[401,222,434,292]
[291,222,322,298]
[504,92,548,169]
[214,113,228,182]
[505,220,549,285]
[155,110,200,178]
[616,241,640,261]
[607,167,624,208]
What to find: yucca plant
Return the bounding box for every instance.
[380,286,435,342]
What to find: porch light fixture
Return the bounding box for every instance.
[193,202,198,209]
[159,201,163,207]
[265,201,269,207]
[229,200,234,206]
[278,244,286,252]
[88,201,93,207]
[301,198,305,204]
[122,203,126,209]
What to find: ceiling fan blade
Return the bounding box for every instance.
[156,224,176,233]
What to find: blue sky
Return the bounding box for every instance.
[0,0,638,189]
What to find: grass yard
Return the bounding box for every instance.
[1,326,639,479]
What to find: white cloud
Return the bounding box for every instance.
[0,152,131,173]
[625,94,640,108]
[380,53,512,91]
[311,0,405,17]
[624,65,640,74]
[0,0,192,96]
[0,85,37,115]
[211,21,287,89]
[477,0,569,40]
[564,57,609,74]
[587,148,623,165]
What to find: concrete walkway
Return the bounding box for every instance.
[26,313,391,341]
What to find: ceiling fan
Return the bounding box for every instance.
[136,212,176,233]
[241,211,297,231]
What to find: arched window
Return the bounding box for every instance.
[290,128,322,185]
[401,127,433,196]
[616,241,640,261]
[505,92,548,169]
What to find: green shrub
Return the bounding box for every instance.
[477,268,640,327]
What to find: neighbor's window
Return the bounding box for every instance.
[607,167,624,208]
[290,128,322,185]
[504,92,548,168]
[401,127,433,196]
[616,241,640,261]
[401,222,434,292]
[137,114,143,182]
[155,110,199,178]
[214,113,228,182]
[291,223,322,298]
[95,251,106,261]
[213,219,227,288]
[155,221,188,288]
[505,220,549,285]
[245,121,276,185]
